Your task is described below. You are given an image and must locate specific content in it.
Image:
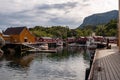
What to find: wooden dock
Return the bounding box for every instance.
[22,43,57,53]
[27,49,57,53]
[88,44,120,80]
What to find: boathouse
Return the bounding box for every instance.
[66,37,76,43]
[37,37,62,43]
[3,27,35,43]
[37,37,53,43]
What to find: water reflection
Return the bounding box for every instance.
[0,46,91,80]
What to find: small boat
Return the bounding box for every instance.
[68,43,76,46]
[39,43,48,50]
[56,41,63,46]
[86,38,97,49]
[87,43,97,50]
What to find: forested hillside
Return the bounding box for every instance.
[30,19,117,38]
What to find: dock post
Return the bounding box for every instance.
[85,68,90,80]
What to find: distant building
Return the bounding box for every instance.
[66,37,76,43]
[37,37,53,42]
[3,27,35,43]
[36,37,63,46]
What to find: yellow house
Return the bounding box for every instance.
[3,27,35,43]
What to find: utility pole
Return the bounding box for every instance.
[118,0,120,50]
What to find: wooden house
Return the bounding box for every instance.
[3,27,35,43]
[66,37,76,43]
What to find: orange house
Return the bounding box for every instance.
[3,27,35,43]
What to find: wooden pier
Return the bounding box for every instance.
[88,44,120,80]
[27,49,57,53]
[2,42,58,55]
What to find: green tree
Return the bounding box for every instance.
[95,25,107,36]
[75,29,83,37]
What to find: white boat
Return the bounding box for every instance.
[86,37,97,49]
[39,43,48,50]
[56,41,63,46]
[87,43,97,49]
[68,43,77,46]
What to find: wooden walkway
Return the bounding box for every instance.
[28,49,57,53]
[88,44,120,80]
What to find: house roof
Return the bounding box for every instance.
[3,27,26,35]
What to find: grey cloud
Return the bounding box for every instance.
[0,13,13,25]
[48,17,79,26]
[0,8,55,27]
[36,2,78,10]
[0,1,82,28]
[83,3,90,6]
[0,12,35,26]
[0,7,80,28]
[83,0,90,2]
[50,18,81,28]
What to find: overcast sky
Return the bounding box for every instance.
[0,0,118,30]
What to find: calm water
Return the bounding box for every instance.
[0,46,91,80]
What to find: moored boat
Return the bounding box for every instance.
[39,43,48,50]
[56,41,63,46]
[86,37,97,49]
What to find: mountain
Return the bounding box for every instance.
[79,10,118,28]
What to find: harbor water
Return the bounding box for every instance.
[0,46,91,80]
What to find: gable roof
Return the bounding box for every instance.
[3,27,26,35]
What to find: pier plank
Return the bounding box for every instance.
[97,60,102,80]
[102,57,111,80]
[99,59,106,80]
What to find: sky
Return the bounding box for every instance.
[0,0,118,30]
